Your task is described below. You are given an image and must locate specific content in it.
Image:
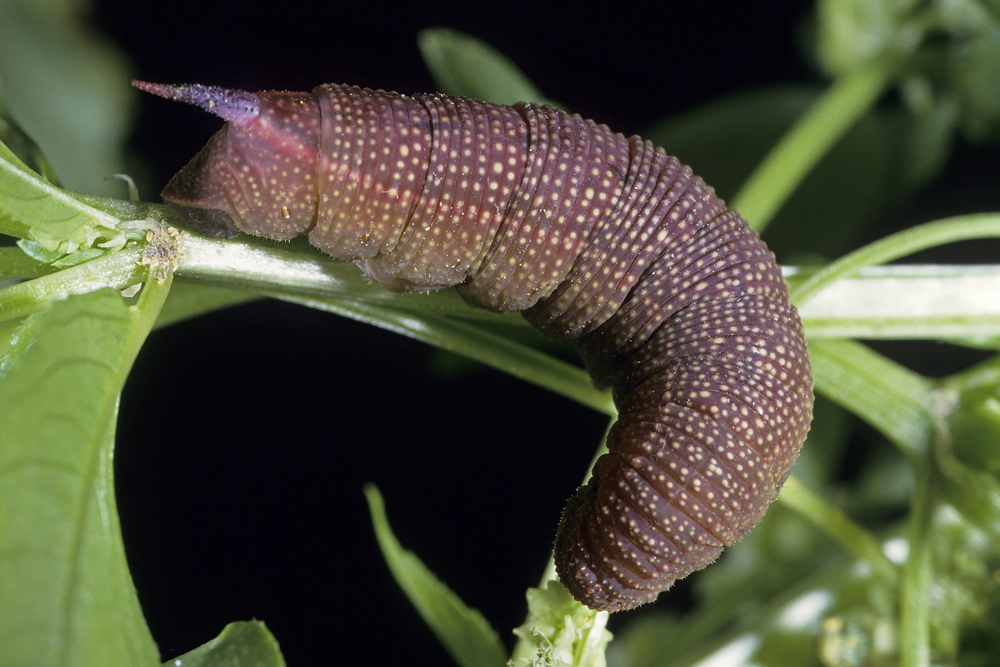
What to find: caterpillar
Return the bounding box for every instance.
[134,80,813,612]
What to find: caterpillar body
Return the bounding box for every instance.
[134,80,813,612]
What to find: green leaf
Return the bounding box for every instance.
[0,0,135,198]
[163,621,285,667]
[417,28,553,106]
[16,239,65,263]
[0,284,169,667]
[0,93,60,185]
[809,338,933,456]
[363,484,507,667]
[0,138,148,255]
[816,0,918,76]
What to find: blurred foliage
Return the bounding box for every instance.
[2,0,1000,666]
[0,0,134,197]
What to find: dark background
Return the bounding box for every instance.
[91,1,997,665]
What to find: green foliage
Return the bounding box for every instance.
[2,1,1000,666]
[510,583,612,667]
[0,0,134,197]
[365,485,508,667]
[166,621,286,667]
[417,28,554,107]
[0,285,167,667]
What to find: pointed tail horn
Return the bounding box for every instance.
[132,80,260,126]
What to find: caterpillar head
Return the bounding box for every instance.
[133,81,322,241]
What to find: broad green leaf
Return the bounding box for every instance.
[0,138,149,254]
[418,28,553,106]
[0,284,169,667]
[163,621,285,667]
[363,484,507,667]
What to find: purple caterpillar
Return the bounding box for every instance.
[134,80,813,612]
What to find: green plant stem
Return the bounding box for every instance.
[0,246,148,322]
[899,454,934,667]
[282,294,615,416]
[795,264,1000,342]
[125,272,173,367]
[791,214,1000,305]
[175,233,524,325]
[731,56,898,232]
[511,428,611,664]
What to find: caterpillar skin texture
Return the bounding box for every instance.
[134,80,813,612]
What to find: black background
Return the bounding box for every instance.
[90,1,997,665]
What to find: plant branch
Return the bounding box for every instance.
[732,55,898,232]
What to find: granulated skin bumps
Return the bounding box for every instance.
[135,80,814,612]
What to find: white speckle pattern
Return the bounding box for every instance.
[160,90,320,240]
[153,82,814,614]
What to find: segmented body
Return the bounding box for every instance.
[135,80,813,611]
